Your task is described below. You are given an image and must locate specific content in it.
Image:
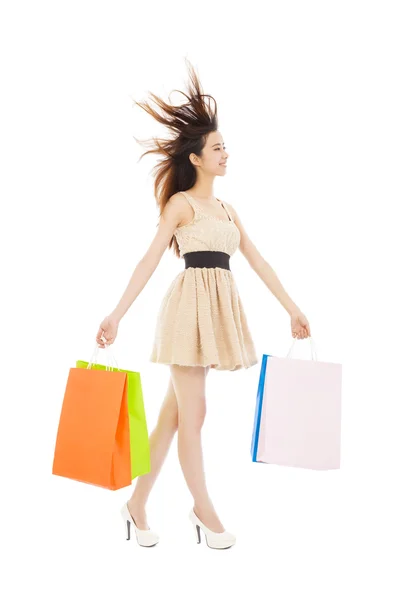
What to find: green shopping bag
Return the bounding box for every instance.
[76,344,151,480]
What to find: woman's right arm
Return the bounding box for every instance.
[108,193,185,324]
[95,193,187,347]
[95,193,186,348]
[96,192,188,348]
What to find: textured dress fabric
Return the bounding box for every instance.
[149,191,259,371]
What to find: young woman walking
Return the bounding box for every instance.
[96,60,311,549]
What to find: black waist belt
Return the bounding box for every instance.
[183,251,231,271]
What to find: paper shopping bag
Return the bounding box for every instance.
[52,367,132,490]
[251,338,342,470]
[75,359,151,480]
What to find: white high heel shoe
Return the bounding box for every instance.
[121,503,159,547]
[189,508,236,549]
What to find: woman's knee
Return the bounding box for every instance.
[178,404,206,432]
[158,379,179,429]
[159,399,179,429]
[169,365,208,429]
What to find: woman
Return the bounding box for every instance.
[96,60,311,549]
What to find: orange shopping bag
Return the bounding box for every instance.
[52,344,132,490]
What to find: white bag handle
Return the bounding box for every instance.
[286,336,318,361]
[87,335,121,371]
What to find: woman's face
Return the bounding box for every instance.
[191,130,229,175]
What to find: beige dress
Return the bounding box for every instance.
[149,191,259,371]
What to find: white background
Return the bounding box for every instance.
[1,0,399,598]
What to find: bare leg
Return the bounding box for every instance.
[127,376,178,529]
[170,364,225,533]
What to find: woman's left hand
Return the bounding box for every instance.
[290,310,311,339]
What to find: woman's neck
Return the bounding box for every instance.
[187,186,216,204]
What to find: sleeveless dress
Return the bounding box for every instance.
[149,191,259,371]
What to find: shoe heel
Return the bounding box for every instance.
[195,524,201,544]
[125,518,131,541]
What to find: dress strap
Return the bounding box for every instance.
[180,191,199,213]
[217,198,233,222]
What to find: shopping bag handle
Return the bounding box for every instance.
[87,336,121,371]
[286,336,318,361]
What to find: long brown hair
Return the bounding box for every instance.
[131,58,218,258]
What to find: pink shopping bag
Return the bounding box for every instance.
[251,337,342,470]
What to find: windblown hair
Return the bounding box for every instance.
[131,58,218,258]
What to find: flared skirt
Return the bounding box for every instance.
[149,267,259,371]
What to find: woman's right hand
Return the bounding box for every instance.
[96,314,120,348]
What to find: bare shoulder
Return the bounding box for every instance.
[160,192,192,229]
[168,191,189,207]
[161,192,188,217]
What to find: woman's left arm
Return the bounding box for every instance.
[226,202,311,339]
